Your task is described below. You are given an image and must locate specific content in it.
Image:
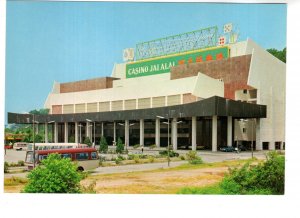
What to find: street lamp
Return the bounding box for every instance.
[86,119,96,148]
[32,114,39,169]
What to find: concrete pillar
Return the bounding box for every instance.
[227,116,232,146]
[86,121,90,139]
[192,116,197,151]
[280,142,284,150]
[256,119,262,150]
[140,119,144,146]
[125,120,129,147]
[75,122,78,143]
[36,124,39,134]
[269,141,275,150]
[212,116,217,152]
[172,118,178,150]
[44,123,48,143]
[113,122,116,145]
[101,122,104,137]
[155,118,160,147]
[54,122,58,143]
[64,122,68,143]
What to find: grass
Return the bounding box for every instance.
[178,184,222,194]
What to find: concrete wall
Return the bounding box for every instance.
[246,39,286,148]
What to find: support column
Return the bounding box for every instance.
[155,118,160,147]
[140,119,144,146]
[212,116,217,152]
[125,120,129,147]
[256,119,262,150]
[86,121,90,139]
[75,122,78,143]
[101,122,104,137]
[227,116,232,146]
[64,122,68,143]
[44,123,48,143]
[280,142,284,150]
[54,122,58,143]
[36,124,39,134]
[192,116,197,151]
[172,118,178,150]
[113,122,116,145]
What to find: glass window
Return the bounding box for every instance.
[25,152,33,163]
[75,153,89,160]
[39,155,48,161]
[61,153,72,159]
[91,152,98,160]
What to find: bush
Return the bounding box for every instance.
[133,144,140,149]
[81,181,96,194]
[18,160,24,166]
[116,137,124,154]
[159,150,179,157]
[219,151,284,194]
[134,155,140,163]
[179,155,185,160]
[185,151,203,165]
[4,161,9,173]
[115,158,122,165]
[148,156,155,163]
[99,156,106,166]
[99,137,108,153]
[189,158,203,165]
[149,144,157,149]
[84,137,92,147]
[23,153,82,193]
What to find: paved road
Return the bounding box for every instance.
[4,150,268,178]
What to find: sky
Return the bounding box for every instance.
[5,1,287,121]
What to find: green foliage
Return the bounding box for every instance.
[69,135,75,143]
[84,137,92,147]
[267,47,286,63]
[179,155,185,160]
[148,155,155,163]
[116,137,124,154]
[133,144,140,149]
[4,162,9,173]
[98,156,106,166]
[220,151,284,194]
[159,150,179,157]
[29,108,50,115]
[178,152,284,195]
[99,137,108,153]
[134,155,140,163]
[149,144,157,149]
[185,151,203,165]
[23,153,82,193]
[34,134,43,143]
[18,160,25,166]
[81,181,96,194]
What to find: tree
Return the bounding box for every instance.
[23,153,82,193]
[99,136,108,153]
[84,137,92,147]
[35,134,43,143]
[116,137,124,154]
[29,108,50,115]
[267,47,286,63]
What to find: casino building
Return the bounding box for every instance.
[8,25,286,151]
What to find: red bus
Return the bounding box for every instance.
[25,148,99,171]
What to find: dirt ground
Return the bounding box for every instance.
[81,166,229,194]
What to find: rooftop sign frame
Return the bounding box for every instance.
[135,26,218,61]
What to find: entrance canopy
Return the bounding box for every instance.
[8,96,266,124]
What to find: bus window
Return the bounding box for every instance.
[26,151,33,163]
[91,152,98,160]
[75,153,89,160]
[39,155,48,161]
[61,153,71,159]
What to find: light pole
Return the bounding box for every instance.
[32,114,39,169]
[86,119,96,148]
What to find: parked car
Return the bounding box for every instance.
[220,146,235,152]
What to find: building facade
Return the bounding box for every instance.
[8,26,285,151]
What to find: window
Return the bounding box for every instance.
[75,153,89,160]
[61,153,72,159]
[242,128,246,133]
[39,155,48,161]
[243,89,247,94]
[91,152,98,160]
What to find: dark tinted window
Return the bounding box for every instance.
[61,153,72,159]
[75,153,89,160]
[91,152,98,160]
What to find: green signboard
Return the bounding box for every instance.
[126,47,229,78]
